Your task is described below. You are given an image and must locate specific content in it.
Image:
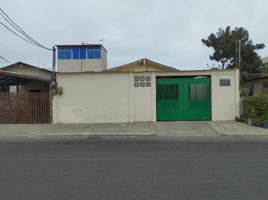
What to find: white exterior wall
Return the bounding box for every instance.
[53,69,239,124]
[53,72,156,123]
[57,59,107,73]
[211,70,240,121]
[54,73,130,123]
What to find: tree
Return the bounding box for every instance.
[202,26,265,73]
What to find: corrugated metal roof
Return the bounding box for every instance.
[0,70,50,86]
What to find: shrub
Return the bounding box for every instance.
[243,94,268,124]
[243,96,256,119]
[254,94,268,117]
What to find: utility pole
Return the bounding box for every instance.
[51,46,57,95]
[52,46,56,79]
[236,40,241,69]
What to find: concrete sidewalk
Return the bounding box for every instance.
[211,121,268,137]
[0,121,268,138]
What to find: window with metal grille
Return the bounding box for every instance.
[220,79,231,86]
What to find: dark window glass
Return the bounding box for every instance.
[220,79,231,86]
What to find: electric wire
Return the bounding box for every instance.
[0,12,47,49]
[0,56,9,63]
[0,21,44,48]
[0,8,52,51]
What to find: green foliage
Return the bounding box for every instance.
[202,26,265,73]
[243,96,257,119]
[257,63,268,73]
[261,112,268,123]
[243,94,268,123]
[254,94,268,123]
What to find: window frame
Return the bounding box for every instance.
[58,47,102,60]
[58,48,72,60]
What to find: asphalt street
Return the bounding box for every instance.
[0,137,268,200]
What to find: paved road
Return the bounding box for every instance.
[0,137,268,200]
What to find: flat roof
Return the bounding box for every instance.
[56,44,107,51]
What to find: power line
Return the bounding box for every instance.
[0,8,52,51]
[0,12,45,49]
[0,8,51,50]
[0,21,43,48]
[0,56,9,63]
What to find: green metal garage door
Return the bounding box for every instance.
[156,77,211,121]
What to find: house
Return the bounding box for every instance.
[0,62,52,93]
[0,62,52,124]
[241,57,268,96]
[52,44,240,124]
[242,73,268,96]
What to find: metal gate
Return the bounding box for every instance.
[156,77,211,121]
[0,92,50,124]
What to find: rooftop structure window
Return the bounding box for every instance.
[58,46,101,60]
[58,48,72,59]
[87,48,101,59]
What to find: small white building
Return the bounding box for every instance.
[53,44,240,124]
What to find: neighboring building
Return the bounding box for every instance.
[0,62,52,93]
[0,62,52,124]
[52,44,240,124]
[242,73,268,96]
[240,57,268,96]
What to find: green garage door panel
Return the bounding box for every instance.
[156,77,211,121]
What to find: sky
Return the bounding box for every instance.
[0,0,268,70]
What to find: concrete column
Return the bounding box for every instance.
[128,73,134,123]
[151,72,157,122]
[211,72,217,121]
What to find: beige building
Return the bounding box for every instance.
[52,45,240,124]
